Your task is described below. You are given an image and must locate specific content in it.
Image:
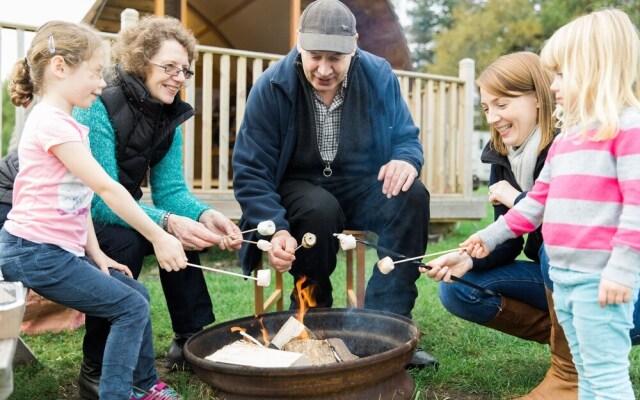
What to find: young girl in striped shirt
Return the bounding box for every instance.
[461,9,640,399]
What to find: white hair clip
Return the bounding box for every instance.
[48,35,56,54]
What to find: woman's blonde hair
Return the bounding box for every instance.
[111,15,198,81]
[476,52,556,156]
[540,8,640,141]
[8,21,103,108]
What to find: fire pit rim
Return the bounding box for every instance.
[184,307,420,376]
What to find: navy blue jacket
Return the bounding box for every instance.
[232,47,423,237]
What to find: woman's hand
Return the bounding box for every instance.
[267,230,297,273]
[488,180,521,208]
[598,277,633,307]
[198,209,243,251]
[419,252,473,283]
[90,250,133,278]
[460,234,490,258]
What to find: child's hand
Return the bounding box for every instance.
[419,252,473,283]
[460,234,490,258]
[152,232,188,272]
[91,251,133,278]
[598,277,633,307]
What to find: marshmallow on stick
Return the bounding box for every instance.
[243,239,273,252]
[187,263,271,287]
[294,232,317,251]
[220,220,276,239]
[376,248,462,275]
[334,233,357,251]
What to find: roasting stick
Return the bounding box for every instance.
[187,262,271,287]
[391,248,461,265]
[238,331,265,347]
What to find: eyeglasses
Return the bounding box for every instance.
[150,62,195,79]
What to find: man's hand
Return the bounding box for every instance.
[378,160,418,199]
[267,230,297,272]
[199,209,243,251]
[598,277,633,307]
[420,251,473,283]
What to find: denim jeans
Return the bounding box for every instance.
[0,229,158,400]
[550,266,639,400]
[438,258,548,323]
[278,177,429,317]
[540,246,640,345]
[83,223,214,363]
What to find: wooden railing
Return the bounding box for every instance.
[0,9,485,222]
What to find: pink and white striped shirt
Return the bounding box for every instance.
[478,108,640,285]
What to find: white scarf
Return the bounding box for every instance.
[507,126,541,191]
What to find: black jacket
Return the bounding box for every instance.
[472,140,551,270]
[0,150,18,205]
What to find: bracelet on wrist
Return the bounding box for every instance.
[161,212,172,231]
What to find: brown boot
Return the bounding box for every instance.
[516,289,578,400]
[482,295,551,344]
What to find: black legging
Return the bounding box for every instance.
[82,223,214,363]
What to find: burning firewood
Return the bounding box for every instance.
[283,338,358,365]
[205,340,311,368]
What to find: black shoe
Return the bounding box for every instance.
[78,357,101,400]
[406,347,439,370]
[165,335,194,372]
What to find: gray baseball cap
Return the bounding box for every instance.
[298,0,357,54]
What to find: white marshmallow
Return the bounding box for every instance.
[257,239,273,251]
[302,233,316,248]
[256,269,271,287]
[257,220,276,236]
[337,234,357,251]
[377,257,395,275]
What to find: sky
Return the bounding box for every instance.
[0,0,94,79]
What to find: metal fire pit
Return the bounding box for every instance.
[184,308,419,400]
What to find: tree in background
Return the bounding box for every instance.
[408,0,640,76]
[405,0,458,69]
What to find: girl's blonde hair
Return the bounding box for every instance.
[540,9,640,141]
[8,21,103,108]
[476,52,556,156]
[111,15,198,81]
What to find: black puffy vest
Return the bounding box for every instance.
[100,66,194,200]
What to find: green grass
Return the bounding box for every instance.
[9,194,640,399]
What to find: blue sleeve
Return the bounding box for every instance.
[232,72,290,233]
[149,126,210,221]
[74,100,164,227]
[386,72,423,172]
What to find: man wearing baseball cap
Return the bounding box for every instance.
[233,0,435,369]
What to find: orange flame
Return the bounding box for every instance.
[295,276,316,338]
[230,326,251,344]
[258,317,270,346]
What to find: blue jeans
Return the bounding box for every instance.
[550,267,639,399]
[439,258,548,323]
[83,223,214,363]
[0,229,158,400]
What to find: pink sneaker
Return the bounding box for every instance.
[131,381,182,400]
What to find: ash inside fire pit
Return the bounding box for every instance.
[184,308,420,400]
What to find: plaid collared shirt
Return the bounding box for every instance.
[311,78,348,163]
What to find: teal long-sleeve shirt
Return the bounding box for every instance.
[73,99,211,227]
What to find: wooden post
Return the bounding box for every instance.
[459,58,475,197]
[121,8,139,31]
[290,0,301,48]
